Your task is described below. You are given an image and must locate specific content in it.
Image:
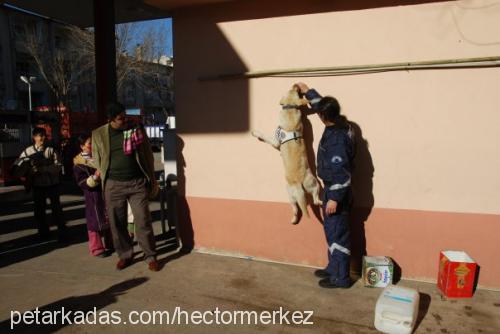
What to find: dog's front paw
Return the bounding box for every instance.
[251,130,263,140]
[314,199,323,206]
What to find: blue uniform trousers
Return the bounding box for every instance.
[323,192,351,286]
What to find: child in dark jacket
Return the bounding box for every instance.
[73,134,113,257]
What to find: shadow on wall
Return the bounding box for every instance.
[175,0,450,24]
[302,113,323,222]
[349,121,375,275]
[174,9,249,134]
[175,0,448,135]
[175,135,195,251]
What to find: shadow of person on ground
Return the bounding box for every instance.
[0,192,84,219]
[0,178,91,267]
[0,222,88,269]
[0,277,149,333]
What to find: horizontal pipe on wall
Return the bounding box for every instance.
[199,56,500,81]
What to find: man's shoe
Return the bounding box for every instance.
[148,260,159,272]
[314,269,331,279]
[318,277,351,289]
[116,258,133,270]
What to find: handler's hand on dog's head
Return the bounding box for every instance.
[294,82,309,95]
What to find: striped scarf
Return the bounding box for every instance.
[123,127,144,155]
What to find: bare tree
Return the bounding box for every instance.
[20,23,94,108]
[21,20,173,113]
[130,24,174,115]
[96,22,174,116]
[115,23,144,92]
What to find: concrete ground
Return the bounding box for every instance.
[1,181,500,334]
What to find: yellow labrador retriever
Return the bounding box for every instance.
[252,88,322,224]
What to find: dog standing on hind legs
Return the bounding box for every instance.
[252,87,322,224]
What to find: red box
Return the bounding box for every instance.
[437,251,477,298]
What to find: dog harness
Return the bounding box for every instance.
[275,104,304,144]
[275,126,302,145]
[282,104,301,110]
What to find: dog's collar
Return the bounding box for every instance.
[282,104,301,110]
[275,126,303,144]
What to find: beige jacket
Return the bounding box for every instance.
[91,123,158,197]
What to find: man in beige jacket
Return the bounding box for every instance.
[92,102,159,271]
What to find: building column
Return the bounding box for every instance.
[93,0,117,124]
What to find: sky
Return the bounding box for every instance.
[126,18,173,57]
[4,3,174,57]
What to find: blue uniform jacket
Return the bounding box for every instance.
[306,89,355,203]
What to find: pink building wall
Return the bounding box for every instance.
[172,0,500,288]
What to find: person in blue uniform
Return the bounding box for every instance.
[295,82,355,288]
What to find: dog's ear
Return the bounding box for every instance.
[299,98,309,106]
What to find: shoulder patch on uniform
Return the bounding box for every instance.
[331,155,343,164]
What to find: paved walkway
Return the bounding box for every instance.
[1,184,499,334]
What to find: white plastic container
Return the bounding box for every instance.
[374,285,420,334]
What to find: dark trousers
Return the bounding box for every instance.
[33,185,65,237]
[323,192,351,286]
[323,213,351,285]
[104,178,156,261]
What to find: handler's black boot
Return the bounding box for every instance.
[318,277,351,289]
[314,269,331,279]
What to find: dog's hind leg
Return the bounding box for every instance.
[303,169,322,206]
[287,184,309,224]
[286,185,300,224]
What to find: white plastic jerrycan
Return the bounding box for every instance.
[374,285,420,334]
